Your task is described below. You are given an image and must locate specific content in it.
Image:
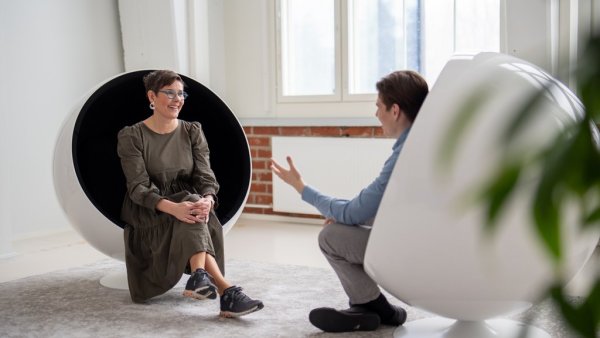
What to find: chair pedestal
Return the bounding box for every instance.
[394,318,550,338]
[99,269,129,290]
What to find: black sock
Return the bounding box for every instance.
[354,293,395,321]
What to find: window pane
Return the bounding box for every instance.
[280,0,335,96]
[455,0,500,53]
[348,0,419,94]
[422,0,500,84]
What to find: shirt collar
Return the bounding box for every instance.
[393,126,411,151]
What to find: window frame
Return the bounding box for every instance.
[270,0,501,119]
[272,0,384,118]
[340,0,382,103]
[275,0,343,103]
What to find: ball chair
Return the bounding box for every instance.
[364,53,599,338]
[53,70,251,289]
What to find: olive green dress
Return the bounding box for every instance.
[117,120,224,303]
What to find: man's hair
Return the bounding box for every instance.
[143,70,186,93]
[376,70,429,123]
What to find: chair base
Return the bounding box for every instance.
[99,269,128,290]
[394,317,550,338]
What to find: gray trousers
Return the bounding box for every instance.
[318,223,381,304]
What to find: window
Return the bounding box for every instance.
[279,0,336,97]
[346,0,421,95]
[275,0,500,116]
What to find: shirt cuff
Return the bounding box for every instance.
[301,185,318,204]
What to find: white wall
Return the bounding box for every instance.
[0,0,124,245]
[272,137,394,215]
[117,0,224,92]
[118,0,187,73]
[221,0,272,119]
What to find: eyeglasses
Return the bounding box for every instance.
[158,90,189,100]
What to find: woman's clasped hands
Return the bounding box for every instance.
[176,197,213,224]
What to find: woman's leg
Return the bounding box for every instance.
[204,254,232,295]
[184,251,218,300]
[188,251,264,317]
[189,251,207,271]
[186,251,231,295]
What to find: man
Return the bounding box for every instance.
[271,70,429,333]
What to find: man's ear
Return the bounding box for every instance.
[392,103,402,119]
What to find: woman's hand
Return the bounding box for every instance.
[190,197,213,223]
[156,199,210,224]
[271,156,306,194]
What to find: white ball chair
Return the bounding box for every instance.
[53,70,251,289]
[364,53,599,338]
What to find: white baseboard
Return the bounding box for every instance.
[239,213,323,226]
[12,226,74,242]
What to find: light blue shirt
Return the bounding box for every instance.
[301,128,411,226]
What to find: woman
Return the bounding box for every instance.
[117,70,263,317]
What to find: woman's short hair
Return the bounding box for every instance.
[143,70,186,93]
[376,70,429,123]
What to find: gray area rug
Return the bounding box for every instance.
[0,259,579,337]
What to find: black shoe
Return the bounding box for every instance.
[183,268,217,300]
[381,305,407,326]
[309,306,381,332]
[220,286,264,317]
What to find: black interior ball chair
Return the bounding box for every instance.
[53,70,251,288]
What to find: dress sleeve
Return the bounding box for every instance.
[117,126,164,210]
[188,122,220,206]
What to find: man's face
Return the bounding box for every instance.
[375,96,395,137]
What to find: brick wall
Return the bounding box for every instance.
[243,126,384,218]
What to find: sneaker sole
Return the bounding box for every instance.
[182,286,217,300]
[220,303,264,318]
[309,307,380,332]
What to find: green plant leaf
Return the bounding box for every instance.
[480,162,522,234]
[532,186,561,261]
[578,35,600,122]
[529,134,576,261]
[584,206,600,225]
[582,278,600,329]
[563,125,597,196]
[438,87,490,170]
[580,82,600,122]
[550,281,600,337]
[501,89,546,143]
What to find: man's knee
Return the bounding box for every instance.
[318,224,336,253]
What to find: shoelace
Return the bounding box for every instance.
[193,269,210,286]
[227,286,250,302]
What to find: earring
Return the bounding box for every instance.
[149,102,155,110]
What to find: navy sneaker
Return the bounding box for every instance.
[183,268,217,300]
[309,306,380,332]
[220,286,264,317]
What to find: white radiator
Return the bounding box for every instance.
[271,136,395,215]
